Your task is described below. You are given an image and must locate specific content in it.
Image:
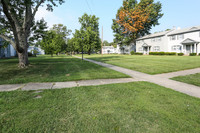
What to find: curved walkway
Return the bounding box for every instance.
[1,56,200,99]
[80,57,200,98]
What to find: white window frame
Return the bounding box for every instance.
[151,38,155,42]
[170,35,176,41]
[177,34,184,40]
[154,46,160,52]
[156,37,162,42]
[139,47,143,52]
[172,45,181,51]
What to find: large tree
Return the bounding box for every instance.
[0,0,64,68]
[112,0,163,46]
[78,13,101,55]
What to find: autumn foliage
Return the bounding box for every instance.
[112,0,163,45]
[117,1,152,34]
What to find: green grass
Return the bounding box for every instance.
[172,73,200,87]
[0,55,129,85]
[0,82,200,132]
[80,54,200,74]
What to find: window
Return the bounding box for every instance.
[170,35,176,40]
[177,34,184,40]
[157,37,162,42]
[172,45,181,51]
[139,47,143,51]
[154,46,160,52]
[151,38,155,42]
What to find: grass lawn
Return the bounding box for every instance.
[0,82,200,132]
[80,54,200,74]
[0,55,129,85]
[172,73,200,87]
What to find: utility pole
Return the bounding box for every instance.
[82,37,84,61]
[101,26,103,56]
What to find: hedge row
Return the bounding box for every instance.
[178,53,184,56]
[130,51,143,55]
[149,52,176,55]
[190,53,197,56]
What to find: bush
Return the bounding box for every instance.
[149,52,176,55]
[130,51,135,55]
[165,52,176,55]
[199,53,200,56]
[178,53,184,56]
[190,53,197,56]
[28,52,33,57]
[131,51,143,55]
[31,50,39,57]
[134,52,143,55]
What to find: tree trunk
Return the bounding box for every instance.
[88,48,91,55]
[18,47,29,68]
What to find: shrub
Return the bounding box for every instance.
[130,51,143,55]
[190,53,197,56]
[28,52,33,57]
[31,50,39,56]
[134,52,143,55]
[149,52,176,55]
[178,53,184,56]
[165,52,176,55]
[130,51,135,55]
[199,53,200,56]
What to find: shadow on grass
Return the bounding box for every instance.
[0,56,128,84]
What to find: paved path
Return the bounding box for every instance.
[0,78,140,92]
[1,56,200,98]
[155,68,200,78]
[76,57,200,98]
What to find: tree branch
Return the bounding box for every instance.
[0,34,16,50]
[1,0,21,29]
[32,0,45,18]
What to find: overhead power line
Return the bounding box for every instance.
[85,0,93,14]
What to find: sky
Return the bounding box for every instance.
[35,0,200,43]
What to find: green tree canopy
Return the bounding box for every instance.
[40,24,71,56]
[78,13,101,55]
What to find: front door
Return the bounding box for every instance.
[186,45,191,54]
[143,47,148,55]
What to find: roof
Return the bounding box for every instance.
[181,38,199,44]
[137,30,173,40]
[168,26,200,36]
[102,46,114,48]
[142,43,150,47]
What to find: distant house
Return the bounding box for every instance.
[0,38,16,58]
[116,43,136,54]
[102,46,117,54]
[136,26,200,55]
[28,46,45,55]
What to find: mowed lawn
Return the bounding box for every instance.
[0,82,200,132]
[0,55,129,85]
[82,54,200,74]
[172,73,200,87]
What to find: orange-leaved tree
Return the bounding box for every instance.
[112,0,163,45]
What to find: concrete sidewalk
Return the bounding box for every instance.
[155,68,200,78]
[76,57,200,98]
[0,78,140,92]
[1,56,200,99]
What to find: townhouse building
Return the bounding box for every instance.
[136,26,200,55]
